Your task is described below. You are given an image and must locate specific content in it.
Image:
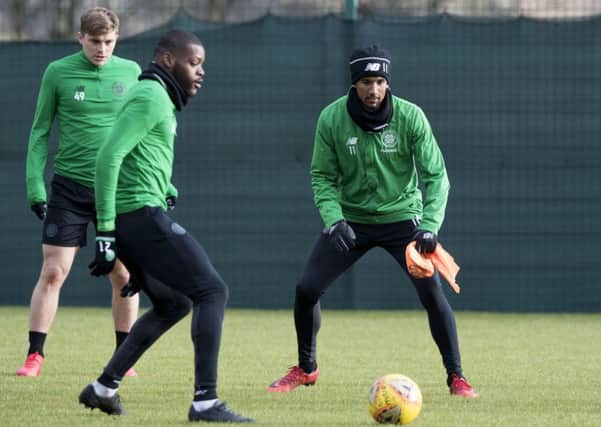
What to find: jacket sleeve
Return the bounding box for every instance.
[166,182,178,199]
[412,106,450,233]
[95,88,162,231]
[310,111,344,228]
[25,64,57,204]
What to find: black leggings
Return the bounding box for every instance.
[99,207,227,398]
[294,219,462,377]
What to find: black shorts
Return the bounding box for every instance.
[42,175,96,247]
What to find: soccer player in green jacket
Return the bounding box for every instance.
[78,30,253,423]
[19,7,141,377]
[268,45,478,398]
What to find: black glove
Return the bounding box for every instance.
[120,280,141,298]
[88,230,117,276]
[31,202,47,221]
[415,230,438,254]
[166,195,176,211]
[325,220,357,253]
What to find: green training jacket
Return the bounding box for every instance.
[311,94,450,233]
[25,51,141,204]
[95,79,178,232]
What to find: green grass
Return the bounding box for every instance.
[1,307,600,426]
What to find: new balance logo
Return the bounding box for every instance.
[364,63,381,71]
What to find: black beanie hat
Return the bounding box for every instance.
[349,45,391,84]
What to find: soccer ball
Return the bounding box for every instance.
[368,374,423,425]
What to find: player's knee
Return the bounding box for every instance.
[40,263,68,288]
[189,276,228,307]
[295,282,320,306]
[206,278,228,306]
[216,280,229,305]
[415,283,448,312]
[108,264,130,288]
[156,296,191,321]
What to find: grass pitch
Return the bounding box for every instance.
[1,307,600,426]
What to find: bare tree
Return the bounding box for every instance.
[203,0,237,21]
[360,0,447,16]
[49,0,81,40]
[2,0,601,41]
[11,0,26,40]
[208,0,224,21]
[427,0,445,14]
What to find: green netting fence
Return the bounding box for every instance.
[1,14,600,311]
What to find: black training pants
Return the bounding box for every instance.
[101,207,227,396]
[294,219,462,376]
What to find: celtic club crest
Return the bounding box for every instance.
[379,130,398,153]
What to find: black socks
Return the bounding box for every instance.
[193,387,217,401]
[28,331,47,356]
[115,330,129,349]
[300,360,317,374]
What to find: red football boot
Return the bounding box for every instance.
[449,373,479,398]
[16,352,44,377]
[267,365,319,392]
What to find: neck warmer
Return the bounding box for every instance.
[139,62,188,111]
[346,87,393,132]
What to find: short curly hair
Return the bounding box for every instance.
[154,29,202,58]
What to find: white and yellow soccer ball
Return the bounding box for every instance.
[368,374,423,425]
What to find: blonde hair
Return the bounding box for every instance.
[80,7,119,35]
